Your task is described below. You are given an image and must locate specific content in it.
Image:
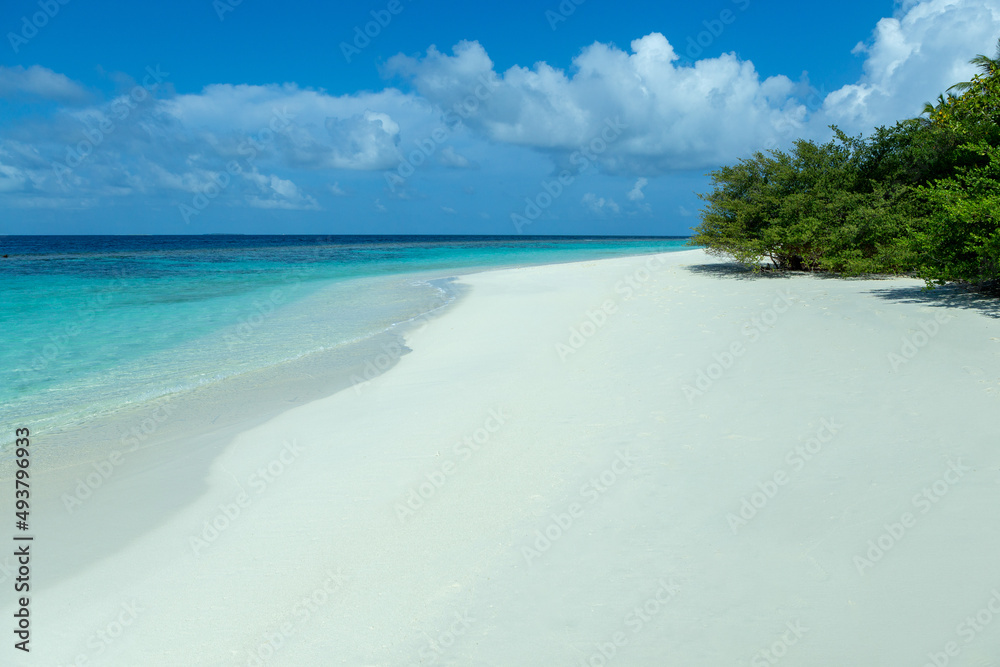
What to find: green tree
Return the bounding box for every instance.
[690,124,945,275]
[692,38,1000,292]
[917,71,1000,287]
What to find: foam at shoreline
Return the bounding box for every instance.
[1,237,689,450]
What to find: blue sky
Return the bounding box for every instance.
[1,0,998,235]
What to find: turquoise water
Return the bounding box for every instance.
[0,235,689,436]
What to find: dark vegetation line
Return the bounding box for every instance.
[689,39,1000,293]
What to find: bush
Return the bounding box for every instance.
[690,42,1000,289]
[915,73,1000,287]
[690,127,929,275]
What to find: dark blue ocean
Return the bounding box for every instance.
[0,235,688,437]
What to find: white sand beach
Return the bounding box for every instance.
[8,248,1000,666]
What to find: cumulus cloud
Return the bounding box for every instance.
[627,177,648,201]
[388,34,805,173]
[162,84,414,171]
[0,65,90,103]
[387,2,1000,172]
[2,0,998,212]
[582,193,619,215]
[0,163,29,193]
[439,146,472,168]
[818,0,1000,128]
[0,81,433,207]
[324,110,400,170]
[243,170,319,209]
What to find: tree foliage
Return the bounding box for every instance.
[917,70,1000,287]
[691,40,1000,291]
[691,123,947,274]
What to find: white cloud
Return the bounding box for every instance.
[323,110,401,170]
[388,35,805,173]
[0,81,434,207]
[243,170,319,209]
[0,65,89,103]
[818,0,1000,128]
[387,3,1000,172]
[246,195,318,210]
[0,163,28,193]
[439,146,472,168]
[161,84,417,171]
[627,177,648,201]
[582,193,619,215]
[3,0,998,212]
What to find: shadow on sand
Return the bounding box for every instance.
[685,262,1000,319]
[683,263,794,281]
[866,283,1000,319]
